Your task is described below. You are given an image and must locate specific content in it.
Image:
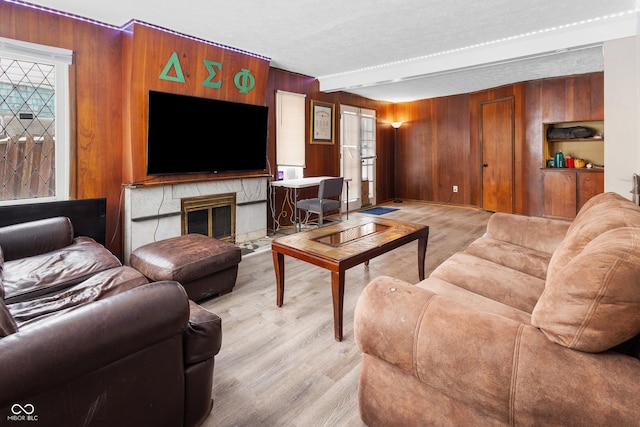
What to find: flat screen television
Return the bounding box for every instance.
[146,90,269,175]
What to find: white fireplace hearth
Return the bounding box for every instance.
[123,177,268,262]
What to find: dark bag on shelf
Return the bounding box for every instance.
[547,126,594,139]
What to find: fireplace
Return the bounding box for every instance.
[181,193,236,243]
[124,177,268,262]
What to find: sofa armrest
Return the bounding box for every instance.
[0,280,190,407]
[485,212,570,254]
[355,276,640,425]
[184,300,222,364]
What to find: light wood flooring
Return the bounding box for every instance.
[200,201,493,427]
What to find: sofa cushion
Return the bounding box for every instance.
[484,212,570,254]
[0,217,74,261]
[547,192,640,281]
[464,237,551,280]
[418,277,532,325]
[532,227,640,352]
[0,299,17,337]
[430,252,545,313]
[7,266,148,329]
[2,237,122,304]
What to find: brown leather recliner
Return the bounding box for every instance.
[0,217,222,426]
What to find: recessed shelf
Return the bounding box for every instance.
[544,120,604,168]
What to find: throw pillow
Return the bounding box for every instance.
[532,227,640,352]
[547,193,640,281]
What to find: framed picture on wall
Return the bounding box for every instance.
[310,100,334,144]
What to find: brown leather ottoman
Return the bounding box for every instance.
[130,234,241,301]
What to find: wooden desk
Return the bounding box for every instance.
[271,217,429,341]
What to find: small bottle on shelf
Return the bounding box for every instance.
[554,151,565,168]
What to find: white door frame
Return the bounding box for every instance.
[340,105,376,212]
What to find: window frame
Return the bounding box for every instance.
[275,90,306,180]
[0,36,72,205]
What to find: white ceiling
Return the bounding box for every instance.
[19,0,640,102]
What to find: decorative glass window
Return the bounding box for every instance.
[0,37,72,204]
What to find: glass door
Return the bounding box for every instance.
[360,111,376,207]
[340,105,376,212]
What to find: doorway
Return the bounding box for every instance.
[340,105,377,212]
[480,97,515,213]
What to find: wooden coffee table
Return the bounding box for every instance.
[271,216,429,341]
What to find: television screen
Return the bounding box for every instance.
[146,90,268,175]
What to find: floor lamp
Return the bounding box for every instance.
[391,121,403,203]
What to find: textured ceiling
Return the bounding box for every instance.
[346,46,605,101]
[17,0,640,102]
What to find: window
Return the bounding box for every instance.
[0,37,72,204]
[275,90,305,180]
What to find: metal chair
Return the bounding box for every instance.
[296,177,344,229]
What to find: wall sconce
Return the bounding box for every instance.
[391,121,403,129]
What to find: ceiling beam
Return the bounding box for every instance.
[319,11,638,94]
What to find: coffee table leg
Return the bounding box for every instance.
[331,270,345,341]
[418,233,428,280]
[273,251,285,307]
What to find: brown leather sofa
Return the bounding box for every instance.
[0,217,222,426]
[355,192,640,426]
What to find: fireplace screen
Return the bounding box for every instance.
[181,193,236,242]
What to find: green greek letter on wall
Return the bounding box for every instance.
[234,68,255,94]
[159,52,185,83]
[202,60,223,88]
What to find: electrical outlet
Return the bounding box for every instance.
[453,185,458,193]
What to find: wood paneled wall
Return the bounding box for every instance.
[524,73,604,216]
[122,23,271,184]
[392,73,602,216]
[0,1,125,257]
[394,95,472,205]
